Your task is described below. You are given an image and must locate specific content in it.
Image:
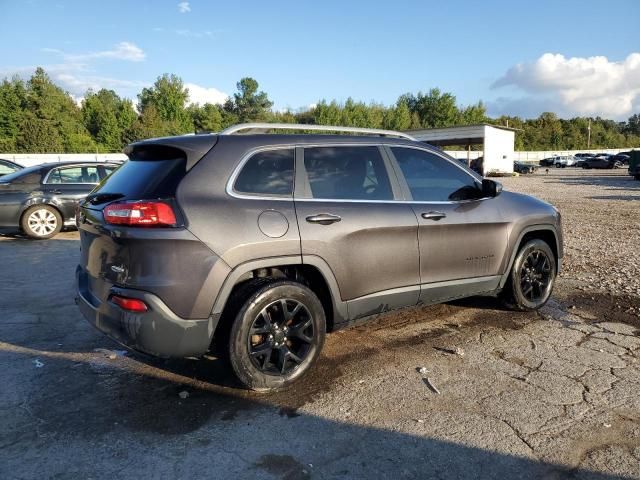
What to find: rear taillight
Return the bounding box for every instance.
[110,295,148,313]
[103,201,177,227]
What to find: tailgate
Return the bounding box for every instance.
[77,205,129,304]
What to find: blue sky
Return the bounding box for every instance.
[1,0,639,119]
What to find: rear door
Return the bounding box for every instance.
[44,165,101,220]
[294,145,420,320]
[387,146,509,304]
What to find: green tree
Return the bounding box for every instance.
[0,77,27,151]
[188,103,224,132]
[18,68,95,153]
[82,89,136,151]
[228,77,273,122]
[138,74,192,133]
[18,114,64,152]
[402,88,460,128]
[124,105,169,144]
[459,102,486,125]
[383,99,412,131]
[625,114,640,135]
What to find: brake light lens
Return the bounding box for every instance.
[103,201,177,227]
[111,295,148,313]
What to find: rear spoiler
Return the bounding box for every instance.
[124,134,219,171]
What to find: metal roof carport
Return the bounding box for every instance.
[405,124,517,175]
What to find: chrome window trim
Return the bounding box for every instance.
[226,145,296,201]
[43,163,105,185]
[225,142,490,204]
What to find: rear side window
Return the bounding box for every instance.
[47,166,100,184]
[391,147,481,202]
[303,146,393,200]
[234,149,294,196]
[0,162,19,175]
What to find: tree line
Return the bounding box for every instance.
[0,67,638,153]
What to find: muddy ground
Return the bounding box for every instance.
[0,169,639,479]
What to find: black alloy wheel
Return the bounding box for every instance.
[518,249,554,304]
[503,239,556,311]
[227,279,326,391]
[247,298,314,375]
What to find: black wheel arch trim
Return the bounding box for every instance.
[210,254,348,326]
[499,224,562,289]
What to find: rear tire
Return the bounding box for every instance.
[502,239,556,311]
[227,279,326,392]
[20,205,62,239]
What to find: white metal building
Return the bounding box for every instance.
[406,124,517,175]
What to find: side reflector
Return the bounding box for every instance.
[111,295,148,313]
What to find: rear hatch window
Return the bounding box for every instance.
[86,145,186,206]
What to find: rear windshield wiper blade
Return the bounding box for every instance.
[86,192,125,205]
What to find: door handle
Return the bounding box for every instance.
[51,189,62,194]
[306,213,342,225]
[421,211,446,221]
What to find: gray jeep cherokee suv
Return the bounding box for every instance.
[76,123,563,391]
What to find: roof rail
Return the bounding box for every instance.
[218,123,416,141]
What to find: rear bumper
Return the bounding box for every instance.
[76,266,218,358]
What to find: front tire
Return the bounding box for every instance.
[502,239,556,311]
[227,279,326,392]
[21,205,62,239]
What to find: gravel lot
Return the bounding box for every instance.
[0,168,639,479]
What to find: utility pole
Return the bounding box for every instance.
[587,118,591,149]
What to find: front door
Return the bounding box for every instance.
[294,145,420,320]
[387,146,509,304]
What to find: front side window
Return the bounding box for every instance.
[303,146,393,200]
[391,147,481,202]
[234,149,294,196]
[47,166,100,184]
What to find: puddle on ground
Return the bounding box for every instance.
[558,289,640,330]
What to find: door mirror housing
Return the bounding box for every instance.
[482,179,502,198]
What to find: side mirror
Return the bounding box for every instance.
[482,179,502,198]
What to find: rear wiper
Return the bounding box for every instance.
[86,192,125,205]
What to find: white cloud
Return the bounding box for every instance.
[175,29,213,38]
[185,83,228,105]
[44,42,146,63]
[177,2,191,13]
[491,52,640,119]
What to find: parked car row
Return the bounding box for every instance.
[538,153,630,169]
[539,155,577,168]
[0,161,120,238]
[580,155,624,169]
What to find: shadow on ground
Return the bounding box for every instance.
[0,340,630,480]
